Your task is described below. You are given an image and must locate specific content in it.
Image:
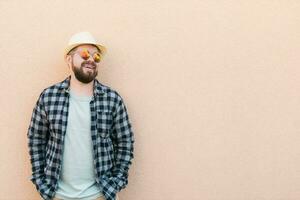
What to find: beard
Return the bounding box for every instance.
[71,60,98,84]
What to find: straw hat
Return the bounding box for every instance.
[64,31,107,59]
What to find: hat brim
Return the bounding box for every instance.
[64,43,107,59]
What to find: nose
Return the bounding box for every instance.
[87,55,94,63]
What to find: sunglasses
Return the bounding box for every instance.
[72,48,102,63]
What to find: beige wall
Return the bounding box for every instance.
[1,0,300,199]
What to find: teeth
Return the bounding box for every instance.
[84,65,94,69]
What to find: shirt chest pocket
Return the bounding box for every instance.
[96,110,113,138]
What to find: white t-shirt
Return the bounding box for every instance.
[54,89,103,200]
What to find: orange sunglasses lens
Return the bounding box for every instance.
[93,53,102,62]
[80,48,90,60]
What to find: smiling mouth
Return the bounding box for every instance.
[83,65,95,69]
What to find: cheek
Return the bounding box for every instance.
[73,58,82,67]
[72,55,82,64]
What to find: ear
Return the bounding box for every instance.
[65,55,72,68]
[65,54,70,62]
[65,55,72,63]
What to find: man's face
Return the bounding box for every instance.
[66,44,101,84]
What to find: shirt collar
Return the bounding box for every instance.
[59,75,105,95]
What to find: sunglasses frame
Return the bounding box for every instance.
[69,48,102,63]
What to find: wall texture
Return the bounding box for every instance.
[0,0,300,199]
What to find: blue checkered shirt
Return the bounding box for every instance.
[27,75,135,200]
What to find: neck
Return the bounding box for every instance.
[69,74,94,96]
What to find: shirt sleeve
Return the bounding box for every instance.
[110,92,135,191]
[27,90,51,199]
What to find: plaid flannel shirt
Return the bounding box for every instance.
[27,75,135,200]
